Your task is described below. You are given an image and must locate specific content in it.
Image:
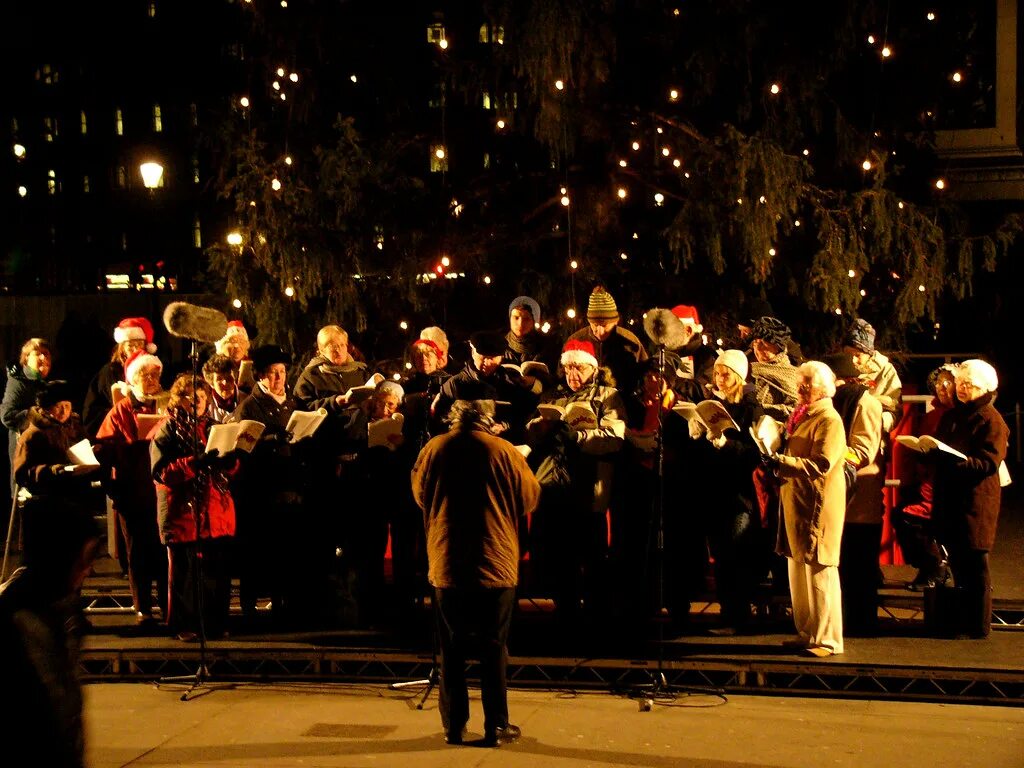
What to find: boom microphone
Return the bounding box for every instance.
[162,302,229,343]
[643,307,688,351]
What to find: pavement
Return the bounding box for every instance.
[84,682,1024,768]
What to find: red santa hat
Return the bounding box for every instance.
[561,339,598,369]
[215,320,249,355]
[123,349,163,385]
[114,317,157,354]
[670,304,703,333]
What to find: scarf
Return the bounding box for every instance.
[258,381,287,404]
[785,402,810,436]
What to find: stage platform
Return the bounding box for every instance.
[50,487,1024,706]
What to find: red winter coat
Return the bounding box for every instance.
[149,412,237,545]
[95,395,159,521]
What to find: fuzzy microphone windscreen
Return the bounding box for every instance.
[643,307,689,350]
[162,302,229,343]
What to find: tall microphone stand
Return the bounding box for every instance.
[160,337,214,701]
[390,373,440,709]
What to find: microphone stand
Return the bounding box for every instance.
[160,337,214,701]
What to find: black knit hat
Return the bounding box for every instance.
[36,380,74,409]
[469,330,507,357]
[822,352,861,380]
[747,316,792,349]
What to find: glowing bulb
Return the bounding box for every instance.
[620,252,628,260]
[770,83,781,94]
[483,275,491,285]
[280,93,286,101]
[661,147,670,157]
[669,88,679,101]
[441,256,450,267]
[848,269,856,278]
[617,187,627,199]
[835,307,843,315]
[672,158,681,168]
[435,147,446,159]
[541,322,551,333]
[935,178,946,190]
[560,195,570,206]
[226,232,243,246]
[736,198,743,205]
[867,35,876,44]
[350,74,358,83]
[438,38,448,50]
[927,12,936,21]
[232,299,242,309]
[862,159,872,171]
[271,178,282,191]
[683,172,690,179]
[284,286,295,297]
[405,362,413,370]
[860,289,867,297]
[654,192,665,205]
[17,186,27,197]
[802,148,810,156]
[554,79,564,90]
[918,284,926,292]
[619,159,627,167]
[289,72,298,83]
[881,46,892,58]
[496,119,506,129]
[399,321,409,330]
[952,71,963,83]
[758,195,767,203]
[276,67,285,77]
[569,260,578,270]
[794,220,801,227]
[631,141,640,151]
[560,186,567,194]
[567,308,577,319]
[898,201,904,209]
[272,81,280,91]
[768,248,776,256]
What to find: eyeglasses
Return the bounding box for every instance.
[564,363,594,373]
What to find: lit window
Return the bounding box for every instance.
[80,110,87,135]
[479,24,489,43]
[482,91,491,110]
[115,108,123,136]
[429,143,448,173]
[153,104,162,133]
[44,117,56,142]
[83,175,90,193]
[148,1,157,17]
[117,166,127,188]
[39,64,58,85]
[483,152,491,169]
[427,22,445,44]
[193,217,202,248]
[47,169,57,195]
[494,26,504,44]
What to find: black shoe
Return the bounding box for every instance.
[482,724,521,747]
[444,727,465,745]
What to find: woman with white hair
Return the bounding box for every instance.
[928,359,1009,638]
[772,361,847,656]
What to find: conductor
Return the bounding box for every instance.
[411,399,540,747]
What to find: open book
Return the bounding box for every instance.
[206,420,265,455]
[136,413,164,441]
[65,439,102,475]
[537,402,598,430]
[502,360,550,378]
[343,372,386,405]
[895,435,968,460]
[672,400,740,440]
[285,408,328,443]
[749,415,784,456]
[368,412,404,450]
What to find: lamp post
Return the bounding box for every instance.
[140,161,164,190]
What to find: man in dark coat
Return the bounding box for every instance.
[564,287,647,396]
[412,400,540,747]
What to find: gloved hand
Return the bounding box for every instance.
[761,451,780,471]
[708,432,728,449]
[196,449,220,471]
[687,420,706,440]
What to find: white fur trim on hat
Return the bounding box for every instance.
[561,343,598,369]
[114,317,157,354]
[715,349,749,384]
[125,353,163,386]
[215,321,249,355]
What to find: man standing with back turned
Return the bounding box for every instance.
[411,399,540,747]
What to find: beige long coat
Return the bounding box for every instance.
[775,397,847,566]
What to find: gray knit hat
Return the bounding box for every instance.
[509,296,541,325]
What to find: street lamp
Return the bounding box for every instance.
[140,161,164,189]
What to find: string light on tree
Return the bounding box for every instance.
[794,219,801,227]
[654,192,665,206]
[952,71,963,83]
[768,247,776,256]
[566,308,577,319]
[17,186,27,197]
[350,74,358,83]
[284,156,293,165]
[802,148,810,156]
[619,159,628,167]
[569,259,578,270]
[276,68,285,77]
[927,11,936,21]
[918,284,926,292]
[272,81,281,91]
[862,159,872,171]
[848,269,856,277]
[672,158,681,168]
[284,286,295,297]
[438,38,448,50]
[617,187,628,199]
[881,45,892,58]
[496,118,506,130]
[620,251,628,260]
[867,35,876,44]
[226,232,243,246]
[232,299,242,308]
[483,275,491,285]
[669,88,680,101]
[239,96,250,108]
[661,147,671,157]
[935,178,946,190]
[554,79,564,90]
[631,141,640,151]
[560,194,570,206]
[289,72,299,83]
[271,178,282,191]
[441,255,451,268]
[399,321,408,330]
[769,83,781,94]
[435,147,446,159]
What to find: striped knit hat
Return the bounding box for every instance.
[586,287,619,320]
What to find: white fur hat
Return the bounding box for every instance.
[124,350,163,385]
[956,359,999,393]
[715,349,749,383]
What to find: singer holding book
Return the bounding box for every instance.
[151,374,238,642]
[928,359,1009,639]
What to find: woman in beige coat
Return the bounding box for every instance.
[773,361,847,657]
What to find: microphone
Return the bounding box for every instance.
[162,302,229,343]
[643,307,688,351]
